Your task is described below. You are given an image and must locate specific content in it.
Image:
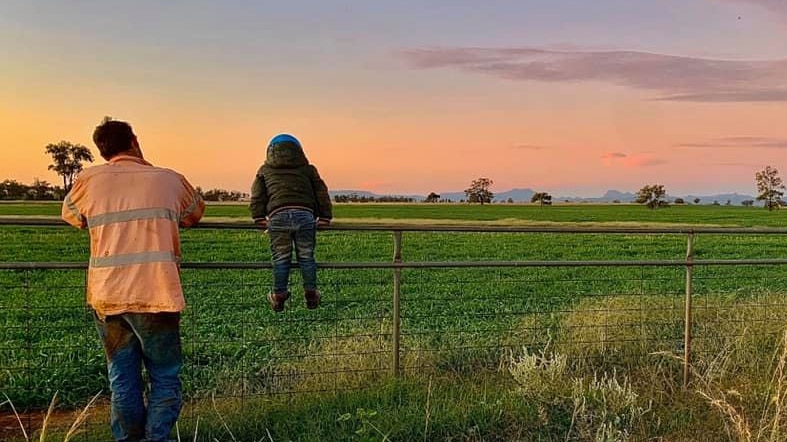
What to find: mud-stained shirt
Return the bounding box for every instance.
[61,155,204,316]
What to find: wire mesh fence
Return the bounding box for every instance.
[2,221,787,439]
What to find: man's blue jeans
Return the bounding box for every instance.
[268,208,318,294]
[94,312,182,442]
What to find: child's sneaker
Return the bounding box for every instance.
[268,291,290,312]
[305,289,321,310]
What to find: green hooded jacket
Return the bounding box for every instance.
[249,141,332,221]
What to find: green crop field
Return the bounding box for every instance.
[2,203,787,440]
[4,200,787,226]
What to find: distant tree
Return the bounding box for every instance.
[756,166,785,211]
[741,200,755,207]
[464,178,494,205]
[45,141,94,193]
[507,198,514,204]
[378,195,415,203]
[332,193,413,203]
[425,192,441,203]
[635,184,668,209]
[612,199,621,204]
[0,179,61,200]
[202,188,247,202]
[674,198,685,204]
[202,189,224,202]
[725,199,732,206]
[0,179,29,200]
[29,178,57,200]
[531,192,553,206]
[693,198,701,204]
[712,200,720,206]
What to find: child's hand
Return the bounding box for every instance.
[316,218,331,228]
[255,219,268,230]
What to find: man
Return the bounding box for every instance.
[61,119,204,442]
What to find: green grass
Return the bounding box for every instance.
[2,203,787,440]
[3,201,787,226]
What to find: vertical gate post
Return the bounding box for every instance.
[683,231,695,388]
[392,231,403,377]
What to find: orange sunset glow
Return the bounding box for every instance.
[2,1,787,197]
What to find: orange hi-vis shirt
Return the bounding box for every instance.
[61,155,205,316]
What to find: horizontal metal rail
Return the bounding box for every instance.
[3,216,787,234]
[2,258,787,270]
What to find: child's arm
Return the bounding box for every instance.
[249,168,269,225]
[310,165,332,222]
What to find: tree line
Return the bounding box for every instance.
[0,179,63,200]
[0,140,95,200]
[333,194,417,203]
[2,141,250,201]
[8,139,787,210]
[633,166,783,210]
[459,167,784,210]
[196,188,249,202]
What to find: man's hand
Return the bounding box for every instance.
[255,219,268,230]
[316,218,331,228]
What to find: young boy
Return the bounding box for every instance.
[250,134,332,312]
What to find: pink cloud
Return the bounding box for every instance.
[511,144,548,150]
[400,47,787,102]
[720,0,787,16]
[629,157,669,167]
[602,152,666,168]
[678,137,787,149]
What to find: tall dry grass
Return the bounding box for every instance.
[1,390,101,442]
[693,329,787,442]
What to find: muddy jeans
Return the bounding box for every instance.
[268,208,318,293]
[94,312,182,442]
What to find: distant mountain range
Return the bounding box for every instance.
[330,189,758,205]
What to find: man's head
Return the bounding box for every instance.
[92,119,143,160]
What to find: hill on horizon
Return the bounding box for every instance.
[330,189,757,205]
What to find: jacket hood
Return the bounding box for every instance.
[265,141,308,168]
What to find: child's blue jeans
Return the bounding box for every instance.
[267,208,318,293]
[94,312,182,442]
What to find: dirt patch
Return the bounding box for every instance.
[0,400,109,440]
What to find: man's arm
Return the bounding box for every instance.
[310,165,332,222]
[179,177,205,228]
[249,170,269,224]
[61,176,87,229]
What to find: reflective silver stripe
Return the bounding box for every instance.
[181,192,203,221]
[90,251,180,268]
[65,195,83,222]
[87,208,178,228]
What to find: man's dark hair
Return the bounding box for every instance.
[93,118,136,159]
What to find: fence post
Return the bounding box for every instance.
[392,230,402,377]
[683,231,695,388]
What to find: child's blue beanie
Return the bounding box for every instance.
[268,134,301,149]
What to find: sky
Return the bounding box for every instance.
[1,0,786,197]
